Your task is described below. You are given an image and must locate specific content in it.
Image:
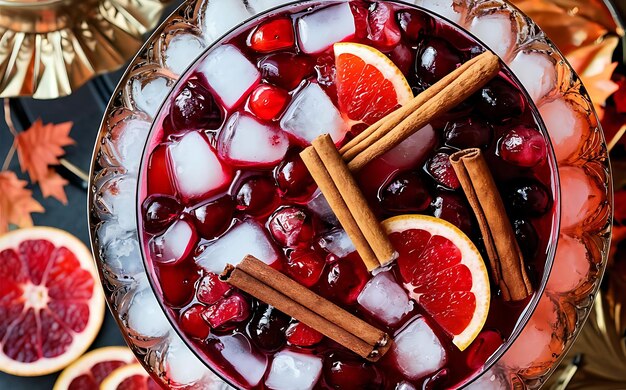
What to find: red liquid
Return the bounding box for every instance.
[138,1,557,388]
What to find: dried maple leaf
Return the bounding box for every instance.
[15,119,74,183]
[0,171,44,234]
[39,169,69,205]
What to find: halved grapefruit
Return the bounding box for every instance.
[53,346,136,390]
[382,215,490,351]
[334,42,413,126]
[0,227,105,376]
[100,363,160,390]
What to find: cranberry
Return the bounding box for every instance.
[367,3,402,51]
[275,152,316,200]
[142,195,182,234]
[513,219,539,260]
[415,38,460,85]
[350,1,369,40]
[268,207,315,247]
[235,176,279,217]
[380,171,432,213]
[499,127,547,167]
[285,249,325,288]
[248,84,290,121]
[317,253,368,305]
[197,273,232,305]
[147,145,176,196]
[444,116,493,149]
[204,293,250,330]
[476,79,525,123]
[157,263,198,308]
[426,153,460,190]
[180,304,211,339]
[431,193,473,235]
[247,304,290,353]
[259,53,315,90]
[397,9,430,43]
[170,78,222,131]
[249,17,295,53]
[388,43,413,75]
[506,180,551,216]
[285,322,324,347]
[465,330,504,369]
[323,354,383,390]
[191,196,235,239]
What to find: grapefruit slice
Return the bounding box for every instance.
[382,215,490,351]
[0,227,105,376]
[334,42,413,126]
[100,363,160,390]
[53,346,136,390]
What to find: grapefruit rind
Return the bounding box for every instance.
[100,363,151,390]
[53,346,136,390]
[382,215,490,351]
[0,227,106,377]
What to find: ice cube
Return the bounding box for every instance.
[166,334,210,386]
[150,219,197,265]
[127,289,170,338]
[391,317,446,380]
[547,234,590,293]
[307,191,338,225]
[169,131,230,200]
[539,98,588,161]
[281,83,347,144]
[164,33,206,75]
[96,176,137,231]
[560,166,603,230]
[409,0,462,25]
[131,76,171,118]
[218,113,289,166]
[509,52,556,103]
[217,334,268,387]
[108,119,150,173]
[357,272,413,325]
[297,2,355,54]
[265,350,323,390]
[247,0,287,13]
[380,124,436,169]
[396,382,417,390]
[96,220,128,249]
[103,234,144,276]
[464,369,509,390]
[470,14,514,60]
[196,220,279,274]
[201,0,252,43]
[198,44,260,109]
[319,229,355,258]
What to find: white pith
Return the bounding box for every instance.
[100,363,151,390]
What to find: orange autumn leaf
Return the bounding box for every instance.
[16,119,74,183]
[0,171,44,234]
[39,169,69,205]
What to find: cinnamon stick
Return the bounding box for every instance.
[221,256,392,361]
[344,51,501,172]
[449,148,533,301]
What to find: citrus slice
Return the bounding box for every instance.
[334,42,413,126]
[382,215,490,350]
[100,363,160,390]
[0,227,105,376]
[53,346,136,390]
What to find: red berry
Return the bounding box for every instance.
[259,53,315,90]
[444,116,493,149]
[286,322,324,347]
[506,180,551,216]
[432,193,473,235]
[180,304,211,339]
[285,249,325,287]
[465,330,504,369]
[317,253,368,305]
[396,9,430,43]
[142,195,182,234]
[367,3,401,51]
[249,17,295,53]
[204,293,251,329]
[275,152,316,200]
[269,207,315,247]
[235,176,279,217]
[247,305,290,352]
[248,84,290,121]
[170,78,222,131]
[350,1,369,40]
[499,127,547,167]
[156,263,199,308]
[415,38,460,85]
[380,171,432,213]
[197,273,232,305]
[323,355,383,390]
[476,79,525,123]
[147,145,176,196]
[426,153,460,189]
[191,196,235,240]
[388,43,413,75]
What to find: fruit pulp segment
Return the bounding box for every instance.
[138,1,556,389]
